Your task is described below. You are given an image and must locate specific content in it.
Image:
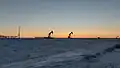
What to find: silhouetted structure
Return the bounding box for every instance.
[116,36,119,39]
[0,26,21,38]
[68,32,73,38]
[0,35,7,38]
[18,26,21,38]
[48,31,54,38]
[97,36,100,39]
[0,35,17,38]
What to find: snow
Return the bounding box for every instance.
[0,38,120,68]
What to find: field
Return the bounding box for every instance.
[0,38,120,68]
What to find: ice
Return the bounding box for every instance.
[0,39,120,68]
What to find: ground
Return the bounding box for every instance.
[0,38,120,68]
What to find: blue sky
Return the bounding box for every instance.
[0,0,120,37]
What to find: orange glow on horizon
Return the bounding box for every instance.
[0,27,119,38]
[21,33,119,38]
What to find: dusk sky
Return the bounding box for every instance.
[0,0,120,38]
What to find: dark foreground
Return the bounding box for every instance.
[0,38,120,68]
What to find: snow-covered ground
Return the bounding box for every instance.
[0,38,120,68]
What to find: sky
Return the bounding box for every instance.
[0,0,120,38]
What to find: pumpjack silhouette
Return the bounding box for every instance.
[0,26,21,38]
[44,30,54,39]
[68,32,73,38]
[116,36,119,39]
[97,36,100,39]
[48,31,54,38]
